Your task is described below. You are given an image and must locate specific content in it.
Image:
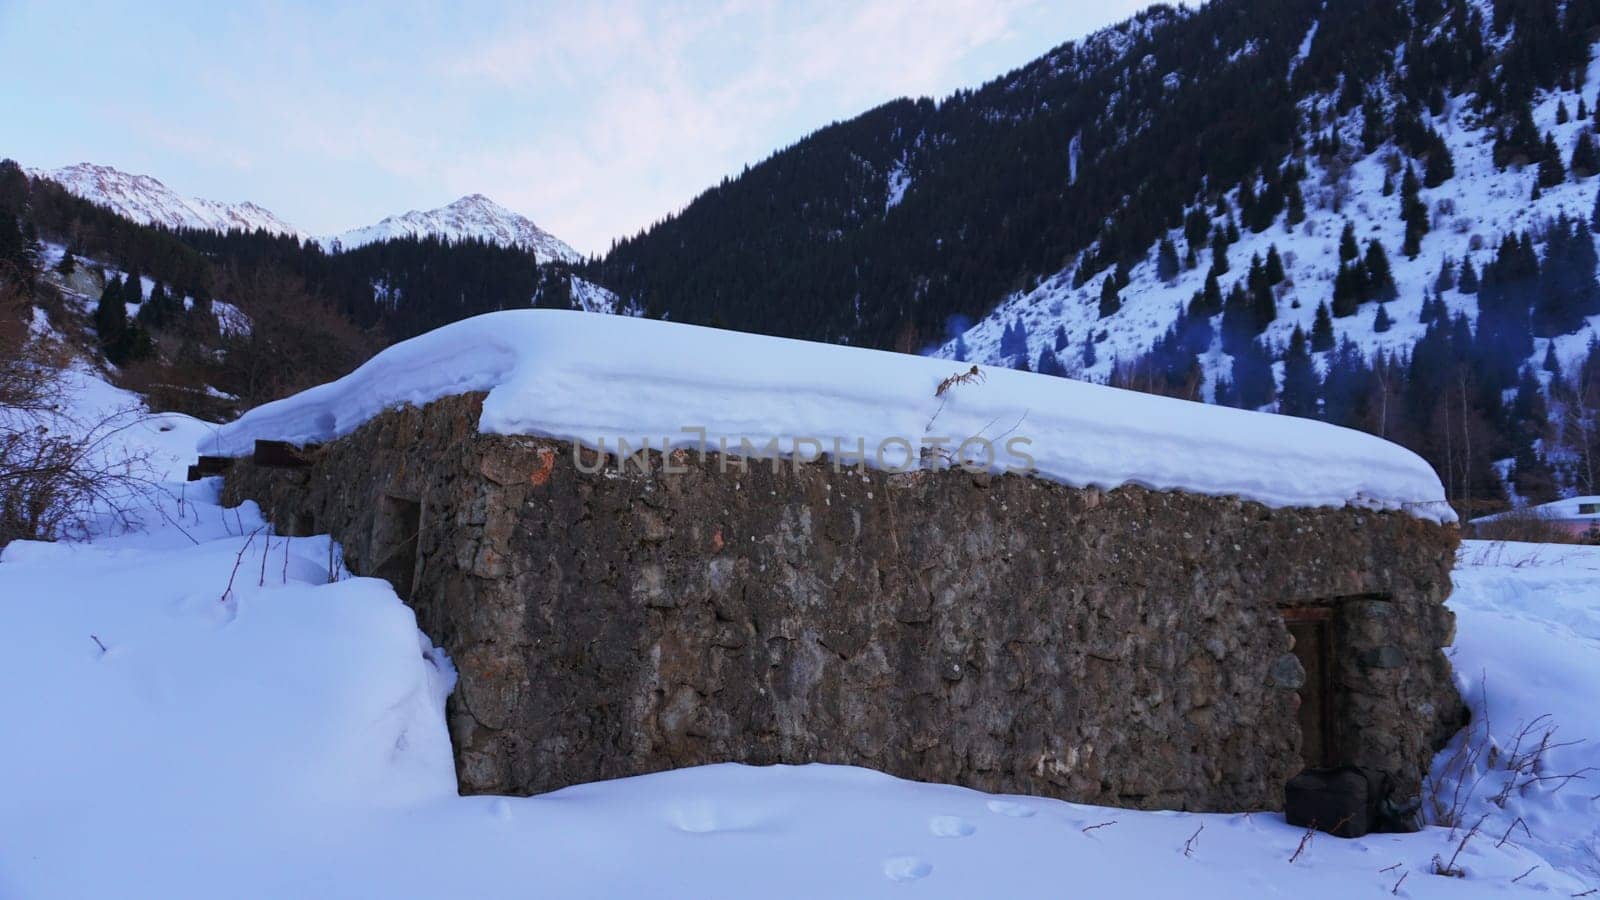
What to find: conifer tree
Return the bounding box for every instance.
[95,276,127,350]
[1220,283,1254,354]
[1374,303,1393,333]
[1400,164,1429,258]
[1572,130,1599,179]
[1434,257,1455,292]
[1053,325,1069,352]
[1157,237,1180,282]
[1332,262,1364,317]
[1081,331,1097,368]
[1286,180,1306,226]
[1533,215,1600,336]
[1250,279,1276,333]
[1000,319,1030,359]
[1424,140,1455,188]
[1364,239,1398,300]
[1264,245,1285,284]
[1210,227,1230,276]
[1539,133,1567,186]
[1230,338,1276,409]
[1035,347,1065,377]
[1196,270,1223,317]
[1310,301,1335,351]
[1098,275,1121,318]
[1279,326,1318,418]
[1544,340,1562,375]
[1338,221,1360,263]
[1459,257,1480,293]
[122,270,143,306]
[54,249,75,276]
[1184,207,1209,247]
[1558,100,1570,125]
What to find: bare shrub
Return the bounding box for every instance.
[0,284,152,547]
[0,412,153,545]
[1468,507,1593,544]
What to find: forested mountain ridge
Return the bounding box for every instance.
[584,0,1600,516]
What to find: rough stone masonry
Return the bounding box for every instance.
[223,393,1466,812]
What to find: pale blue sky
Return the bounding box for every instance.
[1,0,1153,254]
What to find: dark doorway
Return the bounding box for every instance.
[1282,607,1336,769]
[371,496,422,602]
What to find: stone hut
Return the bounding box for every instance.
[208,310,1466,812]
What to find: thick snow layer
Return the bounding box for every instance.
[0,482,1592,896]
[205,309,1452,521]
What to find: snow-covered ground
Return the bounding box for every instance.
[1,317,1594,897]
[0,472,1596,896]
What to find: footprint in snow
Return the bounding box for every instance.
[928,815,976,837]
[985,799,1036,818]
[882,856,932,882]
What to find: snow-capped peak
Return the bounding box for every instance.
[30,161,579,262]
[321,194,580,263]
[28,162,302,238]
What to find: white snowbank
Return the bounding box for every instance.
[1438,541,1600,878]
[205,309,1452,521]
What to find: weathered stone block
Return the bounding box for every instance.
[223,393,1467,812]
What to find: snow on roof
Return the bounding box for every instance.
[206,310,1453,522]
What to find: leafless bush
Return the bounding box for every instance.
[0,410,156,546]
[1431,815,1485,877]
[0,286,154,547]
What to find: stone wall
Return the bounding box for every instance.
[224,393,1465,811]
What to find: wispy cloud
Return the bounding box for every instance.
[4,0,1150,252]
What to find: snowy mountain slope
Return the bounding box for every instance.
[28,163,303,237]
[321,193,579,263]
[936,41,1600,399]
